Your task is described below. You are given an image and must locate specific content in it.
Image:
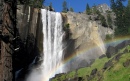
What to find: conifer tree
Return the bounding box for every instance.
[126,0,130,34]
[70,7,74,12]
[86,3,91,15]
[107,13,113,29]
[110,0,117,12]
[62,0,68,13]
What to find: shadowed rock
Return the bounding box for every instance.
[99,54,106,59]
[106,46,115,58]
[115,40,130,52]
[123,59,130,67]
[103,60,113,70]
[114,53,123,61]
[90,68,97,75]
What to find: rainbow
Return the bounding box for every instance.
[42,35,130,81]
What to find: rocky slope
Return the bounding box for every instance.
[62,11,113,72]
[51,42,130,81]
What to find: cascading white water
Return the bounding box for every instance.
[41,9,64,81]
[26,9,64,81]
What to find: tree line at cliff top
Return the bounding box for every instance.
[62,0,130,36]
[17,0,130,36]
[110,0,130,36]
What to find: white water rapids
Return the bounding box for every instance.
[26,9,64,81]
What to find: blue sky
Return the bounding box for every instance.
[44,0,128,12]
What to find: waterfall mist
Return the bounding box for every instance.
[26,9,65,81]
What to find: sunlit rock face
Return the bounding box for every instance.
[63,12,113,72]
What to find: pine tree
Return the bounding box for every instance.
[86,3,91,15]
[126,0,130,34]
[115,0,126,35]
[70,7,74,12]
[107,13,113,29]
[92,4,99,14]
[62,0,68,13]
[110,0,116,12]
[49,2,53,10]
[100,15,108,27]
[110,0,128,35]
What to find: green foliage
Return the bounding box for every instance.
[70,7,74,12]
[86,3,91,15]
[63,23,70,31]
[110,0,130,36]
[65,23,70,29]
[92,4,97,14]
[98,13,108,27]
[110,0,117,12]
[49,2,52,9]
[107,13,113,29]
[105,34,113,40]
[62,0,68,13]
[52,45,130,81]
[17,0,44,8]
[33,0,43,8]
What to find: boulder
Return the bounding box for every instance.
[115,40,130,53]
[114,53,123,61]
[103,60,113,70]
[106,46,115,58]
[123,59,130,67]
[90,68,97,75]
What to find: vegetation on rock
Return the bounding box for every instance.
[86,3,91,15]
[107,13,113,29]
[51,45,130,81]
[70,7,74,12]
[18,0,44,8]
[62,0,68,13]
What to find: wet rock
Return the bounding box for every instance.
[123,59,130,67]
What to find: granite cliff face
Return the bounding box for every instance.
[16,5,114,74]
[0,1,14,81]
[62,12,113,71]
[1,5,114,81]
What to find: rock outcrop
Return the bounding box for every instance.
[16,5,43,81]
[106,40,130,58]
[0,2,14,81]
[63,12,113,72]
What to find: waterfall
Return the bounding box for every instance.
[26,9,64,81]
[41,9,64,81]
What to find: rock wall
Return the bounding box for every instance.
[16,5,43,81]
[17,5,43,53]
[16,5,114,73]
[62,12,114,71]
[0,2,13,81]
